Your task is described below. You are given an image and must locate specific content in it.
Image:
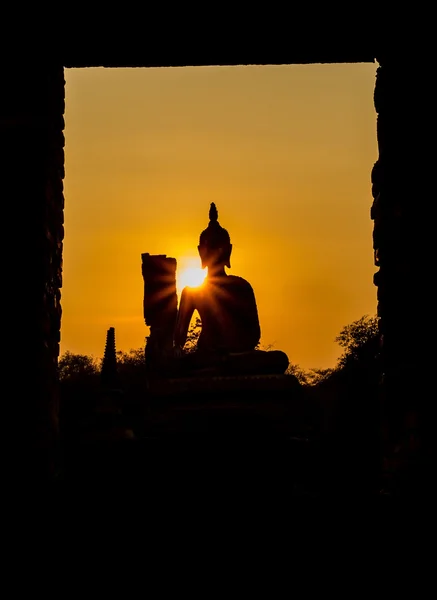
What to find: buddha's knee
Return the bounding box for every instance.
[269,350,289,374]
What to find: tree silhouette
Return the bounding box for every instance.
[183,315,202,354]
[116,348,147,392]
[116,348,145,372]
[335,314,379,368]
[285,315,380,388]
[58,351,99,383]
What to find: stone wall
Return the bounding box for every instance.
[4,54,426,491]
[371,56,425,492]
[2,65,65,479]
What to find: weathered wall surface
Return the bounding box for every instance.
[2,65,65,479]
[371,55,427,492]
[3,48,425,491]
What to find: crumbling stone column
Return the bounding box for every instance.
[2,65,65,479]
[141,253,178,375]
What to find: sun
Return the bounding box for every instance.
[178,267,206,289]
[176,257,206,295]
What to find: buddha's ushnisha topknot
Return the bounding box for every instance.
[198,203,232,268]
[199,203,231,249]
[209,202,218,222]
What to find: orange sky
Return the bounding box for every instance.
[61,62,378,370]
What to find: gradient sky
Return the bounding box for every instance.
[61,62,378,370]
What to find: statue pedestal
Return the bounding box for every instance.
[147,373,299,395]
[142,374,308,439]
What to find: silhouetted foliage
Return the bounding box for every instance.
[326,314,381,399]
[286,315,380,388]
[116,348,146,377]
[183,315,202,354]
[286,363,309,384]
[59,351,100,383]
[115,348,147,398]
[315,315,381,491]
[286,363,336,385]
[335,314,379,368]
[58,352,101,442]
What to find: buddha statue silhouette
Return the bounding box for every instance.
[174,203,289,375]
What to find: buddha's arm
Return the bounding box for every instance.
[245,284,261,348]
[174,287,196,349]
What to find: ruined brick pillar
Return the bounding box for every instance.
[372,56,427,493]
[2,65,65,479]
[141,254,178,374]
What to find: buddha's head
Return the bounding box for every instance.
[198,203,232,270]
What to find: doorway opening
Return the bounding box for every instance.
[61,63,377,373]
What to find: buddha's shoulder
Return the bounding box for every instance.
[225,275,254,292]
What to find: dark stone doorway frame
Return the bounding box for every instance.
[3,53,422,491]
